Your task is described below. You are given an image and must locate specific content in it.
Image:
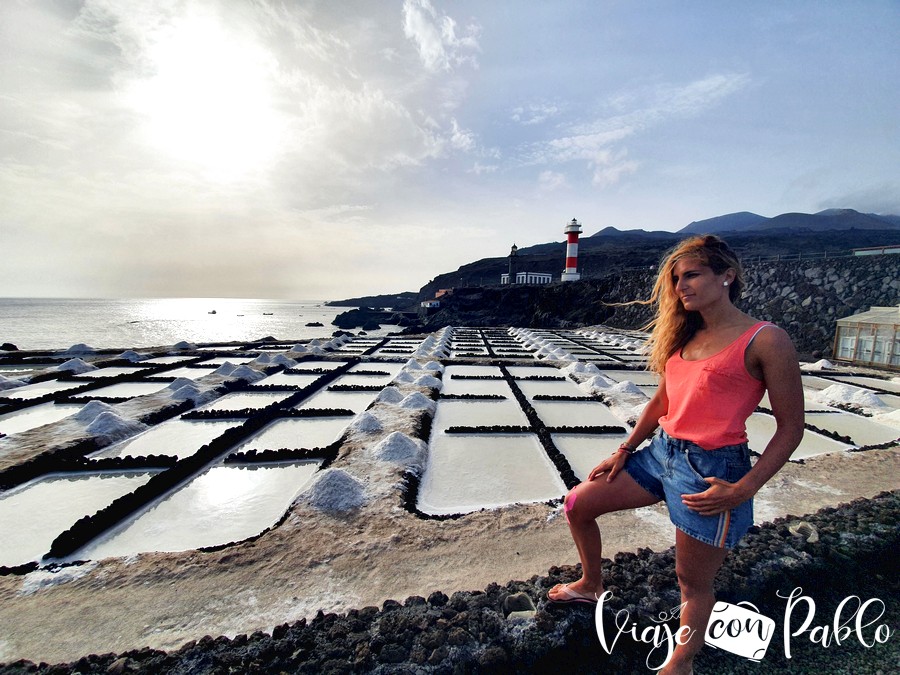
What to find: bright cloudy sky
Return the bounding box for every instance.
[1,1,898,300]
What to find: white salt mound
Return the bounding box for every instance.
[376,386,405,404]
[253,354,272,364]
[413,374,442,389]
[289,345,308,354]
[172,341,196,350]
[398,392,435,411]
[166,378,197,391]
[171,384,202,401]
[609,380,645,398]
[348,412,383,434]
[57,358,97,374]
[372,431,425,466]
[214,363,237,376]
[801,359,835,371]
[304,469,367,512]
[404,359,423,370]
[817,384,886,410]
[117,351,143,362]
[230,366,265,382]
[271,355,298,368]
[0,375,26,391]
[86,412,146,442]
[392,371,415,384]
[74,401,116,424]
[64,343,96,355]
[580,375,614,392]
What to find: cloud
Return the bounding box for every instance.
[511,102,562,126]
[519,72,751,187]
[538,170,568,191]
[402,0,480,72]
[818,184,900,215]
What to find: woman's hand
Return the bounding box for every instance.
[681,477,750,515]
[588,451,629,482]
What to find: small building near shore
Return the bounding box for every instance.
[833,306,900,370]
[500,243,553,285]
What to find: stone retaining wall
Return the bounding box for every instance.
[604,253,900,355]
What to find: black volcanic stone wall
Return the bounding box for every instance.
[605,254,900,355]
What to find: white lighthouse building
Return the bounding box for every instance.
[560,218,582,282]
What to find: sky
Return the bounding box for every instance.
[1,1,898,300]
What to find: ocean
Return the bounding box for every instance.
[0,298,400,351]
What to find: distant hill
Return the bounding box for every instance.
[681,212,769,234]
[679,208,900,234]
[417,208,900,300]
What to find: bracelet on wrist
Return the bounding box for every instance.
[617,442,636,455]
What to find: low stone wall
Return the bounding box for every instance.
[604,253,900,356]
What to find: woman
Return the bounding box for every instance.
[547,235,804,675]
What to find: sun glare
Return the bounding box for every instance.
[127,14,284,181]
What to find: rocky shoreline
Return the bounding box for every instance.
[2,490,897,674]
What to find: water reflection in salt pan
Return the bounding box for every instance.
[80,462,321,560]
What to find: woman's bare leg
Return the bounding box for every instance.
[548,472,659,599]
[659,529,729,675]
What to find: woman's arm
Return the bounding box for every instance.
[682,326,804,513]
[589,374,669,482]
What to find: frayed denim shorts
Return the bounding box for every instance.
[623,429,753,549]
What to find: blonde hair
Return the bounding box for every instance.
[641,235,744,374]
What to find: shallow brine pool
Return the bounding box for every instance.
[233,417,351,452]
[256,372,323,388]
[0,471,155,567]
[294,390,377,413]
[69,382,171,399]
[531,400,623,428]
[515,379,586,399]
[73,367,150,379]
[432,399,528,432]
[745,413,853,459]
[78,462,321,560]
[93,419,242,459]
[551,434,631,481]
[804,412,900,447]
[201,392,292,412]
[417,434,566,515]
[0,403,83,437]
[152,367,214,380]
[0,380,85,401]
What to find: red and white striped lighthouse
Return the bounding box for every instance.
[561,218,582,282]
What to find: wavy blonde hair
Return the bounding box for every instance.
[640,235,744,375]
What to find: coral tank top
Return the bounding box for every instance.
[659,322,773,450]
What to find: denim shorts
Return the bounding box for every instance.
[623,429,754,549]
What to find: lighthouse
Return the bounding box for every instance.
[561,218,582,282]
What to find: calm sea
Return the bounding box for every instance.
[0,298,400,351]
